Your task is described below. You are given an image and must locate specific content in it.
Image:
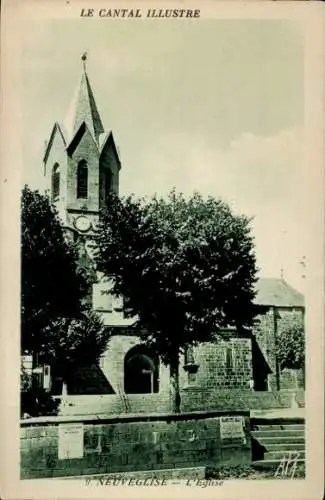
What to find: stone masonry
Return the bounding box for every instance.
[20,411,251,479]
[253,307,305,391]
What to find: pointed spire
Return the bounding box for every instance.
[64,53,105,145]
[81,51,87,70]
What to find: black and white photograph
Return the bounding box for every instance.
[1,1,324,498]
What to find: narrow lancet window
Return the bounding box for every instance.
[77,160,88,199]
[51,163,60,201]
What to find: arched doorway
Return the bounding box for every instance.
[124,346,159,394]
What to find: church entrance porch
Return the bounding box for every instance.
[124,345,159,394]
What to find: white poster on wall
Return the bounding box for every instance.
[58,423,84,460]
[220,416,245,440]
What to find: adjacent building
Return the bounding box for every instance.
[252,278,305,391]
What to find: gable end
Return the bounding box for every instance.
[67,121,98,157]
[43,123,67,164]
[100,131,121,169]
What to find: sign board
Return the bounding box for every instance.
[43,365,51,390]
[220,416,245,440]
[58,423,84,460]
[21,355,33,375]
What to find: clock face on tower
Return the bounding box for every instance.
[74,215,92,233]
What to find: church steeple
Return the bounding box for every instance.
[43,54,120,235]
[64,53,105,145]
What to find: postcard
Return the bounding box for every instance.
[1,0,324,499]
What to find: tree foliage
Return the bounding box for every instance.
[21,185,88,354]
[40,311,110,380]
[94,190,259,411]
[21,186,110,385]
[276,319,305,371]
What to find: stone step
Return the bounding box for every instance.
[252,458,305,471]
[252,429,304,438]
[262,442,305,452]
[255,435,305,445]
[264,450,305,460]
[252,424,305,431]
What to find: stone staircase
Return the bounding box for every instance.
[251,418,305,473]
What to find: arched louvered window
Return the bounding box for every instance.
[51,163,60,201]
[77,160,88,199]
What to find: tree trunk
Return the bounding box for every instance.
[169,350,181,413]
[295,369,299,390]
[62,381,68,396]
[301,364,305,389]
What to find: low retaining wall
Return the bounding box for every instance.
[181,389,305,412]
[57,392,170,416]
[21,410,251,479]
[56,389,305,417]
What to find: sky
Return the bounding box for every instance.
[21,18,307,291]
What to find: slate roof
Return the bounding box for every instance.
[255,278,305,307]
[64,62,105,145]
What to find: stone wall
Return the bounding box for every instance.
[96,331,253,399]
[20,411,251,479]
[58,393,171,416]
[57,389,305,417]
[43,125,68,220]
[180,388,305,412]
[67,126,100,213]
[74,310,303,396]
[192,337,252,390]
[45,121,120,221]
[253,307,305,391]
[99,135,120,209]
[99,335,170,395]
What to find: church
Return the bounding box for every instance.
[42,56,304,413]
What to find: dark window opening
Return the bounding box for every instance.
[184,345,195,365]
[225,347,234,372]
[77,160,88,199]
[252,336,272,391]
[184,345,199,386]
[51,163,60,201]
[124,346,159,394]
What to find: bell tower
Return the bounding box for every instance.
[43,53,121,237]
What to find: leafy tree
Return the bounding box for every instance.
[40,311,110,388]
[94,190,259,412]
[21,185,87,355]
[276,319,305,373]
[21,186,110,401]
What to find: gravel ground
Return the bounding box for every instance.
[205,464,305,480]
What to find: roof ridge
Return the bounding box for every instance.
[64,63,105,145]
[255,278,304,307]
